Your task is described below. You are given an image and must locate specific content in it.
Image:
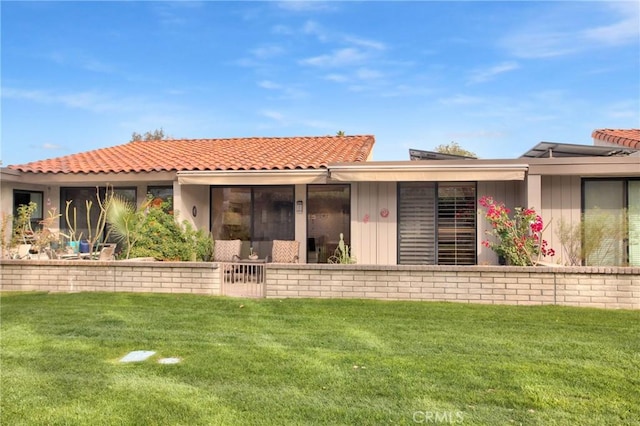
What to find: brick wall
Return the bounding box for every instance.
[0,260,220,295]
[1,261,638,309]
[265,265,640,310]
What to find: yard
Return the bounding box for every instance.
[1,292,638,425]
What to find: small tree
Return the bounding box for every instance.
[556,210,628,266]
[108,196,212,261]
[434,141,476,158]
[12,202,37,246]
[130,128,169,142]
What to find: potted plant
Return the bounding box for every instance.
[248,246,258,260]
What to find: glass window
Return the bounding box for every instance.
[13,190,44,229]
[398,182,436,265]
[437,183,476,265]
[307,185,350,263]
[629,181,640,267]
[583,179,638,266]
[211,186,294,257]
[148,186,173,203]
[61,187,136,242]
[398,182,476,265]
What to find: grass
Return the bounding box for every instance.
[1,292,639,425]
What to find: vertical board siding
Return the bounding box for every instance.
[352,182,397,265]
[377,182,397,265]
[541,176,581,266]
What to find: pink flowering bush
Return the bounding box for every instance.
[479,196,555,266]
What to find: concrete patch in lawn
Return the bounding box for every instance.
[120,350,156,363]
[158,357,181,364]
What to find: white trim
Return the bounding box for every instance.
[177,169,328,185]
[328,165,528,182]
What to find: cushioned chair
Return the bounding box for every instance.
[270,240,300,263]
[213,239,242,262]
[15,244,32,260]
[98,243,117,261]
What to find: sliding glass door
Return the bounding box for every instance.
[211,186,294,258]
[306,185,350,263]
[583,178,639,266]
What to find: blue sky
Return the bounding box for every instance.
[2,1,639,166]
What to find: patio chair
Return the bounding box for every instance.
[98,243,117,261]
[269,240,300,263]
[213,239,242,283]
[15,244,32,260]
[213,239,242,262]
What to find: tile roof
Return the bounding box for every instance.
[9,135,375,174]
[592,129,640,149]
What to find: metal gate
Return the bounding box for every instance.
[220,261,265,298]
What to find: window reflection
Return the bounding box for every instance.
[307,185,350,263]
[211,186,294,258]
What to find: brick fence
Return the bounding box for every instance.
[1,260,638,309]
[266,264,640,309]
[0,260,220,295]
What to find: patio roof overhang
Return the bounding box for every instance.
[177,169,329,185]
[328,164,528,182]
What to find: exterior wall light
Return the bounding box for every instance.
[296,200,303,213]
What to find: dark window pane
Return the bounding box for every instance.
[307,184,350,263]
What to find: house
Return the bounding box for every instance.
[2,130,639,266]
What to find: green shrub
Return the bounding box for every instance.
[110,197,212,261]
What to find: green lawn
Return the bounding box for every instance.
[1,292,639,425]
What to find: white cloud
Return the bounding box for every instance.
[324,73,349,83]
[152,1,205,27]
[276,1,337,13]
[355,68,383,80]
[272,24,293,35]
[257,80,307,99]
[447,130,508,140]
[583,12,639,45]
[302,20,329,42]
[603,99,640,119]
[41,143,62,150]
[300,47,368,67]
[501,30,580,59]
[438,94,485,106]
[1,87,169,114]
[45,50,118,75]
[260,110,286,122]
[258,80,282,90]
[468,61,520,84]
[500,3,639,59]
[250,45,286,59]
[343,36,386,51]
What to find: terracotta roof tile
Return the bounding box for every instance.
[592,129,640,149]
[8,135,375,174]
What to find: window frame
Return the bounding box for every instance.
[397,181,477,265]
[582,177,640,266]
[13,189,45,230]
